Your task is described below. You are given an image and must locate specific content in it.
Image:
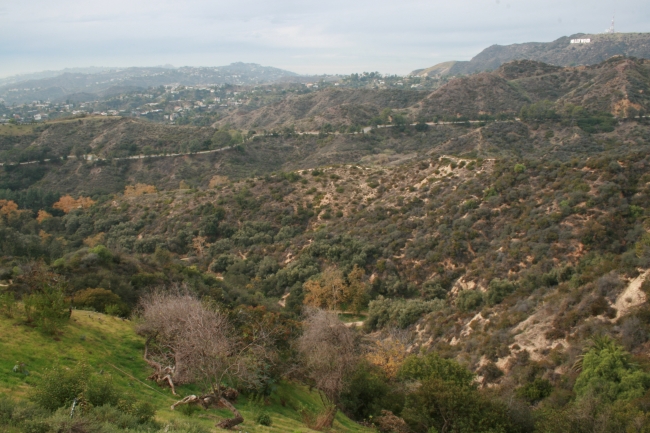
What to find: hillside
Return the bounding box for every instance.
[210,57,650,127]
[412,32,650,77]
[0,88,648,199]
[0,312,370,433]
[3,54,650,432]
[2,117,650,433]
[409,61,459,78]
[0,117,634,198]
[416,73,530,119]
[415,56,650,119]
[215,88,426,131]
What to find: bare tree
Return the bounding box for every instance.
[296,307,359,427]
[137,289,277,429]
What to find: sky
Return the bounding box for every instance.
[0,0,648,78]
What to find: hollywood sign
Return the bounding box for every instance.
[570,38,591,44]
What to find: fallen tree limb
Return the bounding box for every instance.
[170,389,243,430]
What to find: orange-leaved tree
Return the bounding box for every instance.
[124,183,157,196]
[303,266,347,310]
[303,265,368,313]
[0,199,18,215]
[346,264,368,315]
[366,333,409,378]
[36,210,52,223]
[53,195,95,213]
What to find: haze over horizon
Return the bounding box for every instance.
[1,0,649,79]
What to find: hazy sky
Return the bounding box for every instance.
[1,0,648,78]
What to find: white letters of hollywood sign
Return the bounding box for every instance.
[570,39,591,44]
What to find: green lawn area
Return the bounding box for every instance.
[0,310,371,432]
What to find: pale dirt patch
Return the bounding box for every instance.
[614,269,649,319]
[414,322,436,349]
[495,306,567,371]
[449,313,491,346]
[278,292,290,308]
[450,277,478,297]
[344,321,364,328]
[318,192,334,207]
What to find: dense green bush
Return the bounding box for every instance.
[29,362,122,411]
[485,278,517,306]
[0,397,163,432]
[256,412,272,426]
[340,361,402,421]
[455,289,484,312]
[576,114,616,134]
[365,297,445,330]
[72,287,124,314]
[519,100,558,121]
[574,337,650,402]
[516,378,553,404]
[399,353,475,387]
[399,354,517,433]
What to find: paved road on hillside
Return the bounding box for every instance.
[0,144,237,167]
[0,117,611,167]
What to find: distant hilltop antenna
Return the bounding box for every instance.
[605,14,615,33]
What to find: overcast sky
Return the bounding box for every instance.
[0,0,648,78]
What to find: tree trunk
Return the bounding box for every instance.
[143,336,177,395]
[216,396,244,429]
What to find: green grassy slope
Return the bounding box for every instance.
[0,311,370,433]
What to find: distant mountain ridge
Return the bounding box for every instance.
[412,32,650,77]
[0,63,300,104]
[0,67,127,87]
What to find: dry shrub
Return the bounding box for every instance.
[138,288,279,429]
[83,232,105,248]
[596,271,624,301]
[366,329,409,378]
[209,175,229,188]
[124,184,157,196]
[39,230,52,242]
[53,195,95,213]
[620,316,648,351]
[374,410,410,433]
[192,236,207,257]
[137,289,231,386]
[297,308,358,406]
